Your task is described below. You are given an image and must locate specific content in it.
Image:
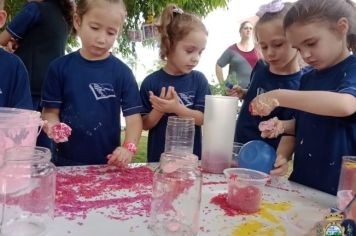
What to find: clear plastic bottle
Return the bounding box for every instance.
[150,152,202,236]
[164,116,195,154]
[0,146,56,236]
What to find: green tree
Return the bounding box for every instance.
[4,0,229,56]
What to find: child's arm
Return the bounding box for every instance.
[42,107,61,134]
[107,114,142,167]
[259,117,295,138]
[270,135,295,176]
[142,109,164,130]
[226,85,247,100]
[251,90,356,117]
[149,86,204,126]
[142,88,167,130]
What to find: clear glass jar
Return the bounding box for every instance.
[0,146,56,236]
[165,116,195,154]
[150,152,202,236]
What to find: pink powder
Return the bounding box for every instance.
[227,185,262,213]
[55,165,154,221]
[201,152,230,174]
[210,193,250,216]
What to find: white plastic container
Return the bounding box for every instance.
[201,95,239,173]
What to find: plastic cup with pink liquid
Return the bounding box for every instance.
[223,168,269,213]
[337,156,356,212]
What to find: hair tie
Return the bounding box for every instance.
[172,7,184,15]
[256,0,285,18]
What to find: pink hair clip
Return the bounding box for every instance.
[172,7,184,15]
[256,0,284,17]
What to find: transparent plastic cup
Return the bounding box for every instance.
[0,108,43,166]
[223,168,269,213]
[337,156,356,210]
[165,116,195,155]
[231,142,243,167]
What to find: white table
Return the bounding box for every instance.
[49,164,335,236]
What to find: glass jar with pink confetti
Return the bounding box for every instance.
[150,152,202,236]
[0,146,56,236]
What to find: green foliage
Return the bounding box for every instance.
[3,0,229,58]
[209,73,238,95]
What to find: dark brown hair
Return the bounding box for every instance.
[156,4,208,60]
[283,0,356,53]
[57,0,75,34]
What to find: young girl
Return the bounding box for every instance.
[231,0,302,176]
[140,4,211,162]
[41,0,143,167]
[250,0,356,195]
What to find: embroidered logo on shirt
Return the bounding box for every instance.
[178,92,194,107]
[89,83,116,100]
[256,87,265,96]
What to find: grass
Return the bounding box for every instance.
[121,131,148,163]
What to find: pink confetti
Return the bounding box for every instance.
[55,165,154,221]
[50,123,72,143]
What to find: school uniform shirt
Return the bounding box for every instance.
[140,69,211,162]
[289,55,356,195]
[41,51,143,165]
[0,48,32,109]
[7,0,69,99]
[235,60,302,149]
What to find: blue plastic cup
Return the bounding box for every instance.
[238,140,276,174]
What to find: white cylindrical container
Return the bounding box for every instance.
[201,95,239,173]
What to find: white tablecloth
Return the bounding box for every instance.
[49,164,335,236]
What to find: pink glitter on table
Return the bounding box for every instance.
[55,165,153,221]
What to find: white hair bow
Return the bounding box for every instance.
[256,0,285,17]
[172,7,184,15]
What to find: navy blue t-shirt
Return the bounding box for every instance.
[235,60,302,149]
[41,51,143,165]
[0,48,32,109]
[140,69,211,162]
[289,55,356,195]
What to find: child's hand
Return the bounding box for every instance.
[45,122,72,143]
[149,86,181,114]
[250,92,279,116]
[259,117,285,138]
[270,154,289,176]
[107,146,133,168]
[226,85,245,100]
[4,38,18,53]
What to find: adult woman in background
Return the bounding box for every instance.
[215,21,260,88]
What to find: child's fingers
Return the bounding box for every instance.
[274,155,287,167]
[270,155,288,176]
[159,87,166,98]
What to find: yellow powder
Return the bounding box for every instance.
[231,202,292,235]
[232,220,264,235]
[262,202,293,212]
